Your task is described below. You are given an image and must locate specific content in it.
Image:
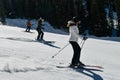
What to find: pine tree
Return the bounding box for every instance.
[88,0,108,36]
[114,0,120,36]
[105,0,114,36]
[0,0,6,24]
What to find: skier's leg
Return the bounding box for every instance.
[73,42,85,66]
[28,27,30,32]
[40,31,44,40]
[75,42,81,63]
[26,27,28,32]
[37,32,40,40]
[70,41,80,65]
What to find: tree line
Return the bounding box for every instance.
[0,0,120,36]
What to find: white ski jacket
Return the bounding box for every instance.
[68,21,82,42]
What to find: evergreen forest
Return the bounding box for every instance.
[0,0,120,36]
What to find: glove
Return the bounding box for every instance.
[83,36,88,40]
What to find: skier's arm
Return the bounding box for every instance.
[71,27,83,39]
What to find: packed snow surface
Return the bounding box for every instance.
[0,19,120,80]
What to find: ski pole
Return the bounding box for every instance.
[80,34,88,49]
[52,43,69,58]
[79,39,84,45]
[81,40,86,49]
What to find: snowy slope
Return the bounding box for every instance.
[0,19,120,80]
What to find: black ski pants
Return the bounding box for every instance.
[69,41,81,65]
[26,26,31,32]
[37,30,44,40]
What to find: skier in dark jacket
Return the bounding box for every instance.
[67,16,87,68]
[36,17,44,40]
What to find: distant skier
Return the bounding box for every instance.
[67,16,87,68]
[26,19,31,32]
[36,17,44,40]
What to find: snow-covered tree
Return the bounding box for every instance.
[114,0,120,36]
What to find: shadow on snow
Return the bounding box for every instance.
[0,37,60,49]
[74,68,103,80]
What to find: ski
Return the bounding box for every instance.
[23,31,34,33]
[44,41,55,43]
[35,39,55,43]
[85,65,103,69]
[56,65,103,72]
[56,65,103,70]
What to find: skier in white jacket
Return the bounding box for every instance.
[67,17,87,67]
